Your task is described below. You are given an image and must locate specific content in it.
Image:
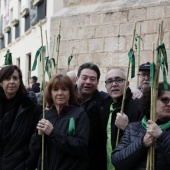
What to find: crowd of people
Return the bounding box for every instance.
[0,62,169,170]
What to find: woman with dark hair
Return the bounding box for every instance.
[29,74,89,170]
[111,82,170,170]
[0,65,42,170]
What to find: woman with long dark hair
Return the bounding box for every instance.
[0,65,42,170]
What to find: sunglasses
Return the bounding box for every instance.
[159,97,170,105]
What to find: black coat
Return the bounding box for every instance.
[78,90,109,170]
[0,91,42,170]
[30,83,40,93]
[112,120,170,170]
[27,105,89,170]
[100,87,142,148]
[99,87,142,169]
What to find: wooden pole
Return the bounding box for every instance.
[136,24,141,88]
[56,18,61,74]
[39,21,46,170]
[116,22,137,146]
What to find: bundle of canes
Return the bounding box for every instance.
[146,20,168,170]
[116,21,137,146]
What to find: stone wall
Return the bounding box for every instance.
[51,0,170,91]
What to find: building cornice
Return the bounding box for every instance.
[4,26,11,33]
[20,8,29,18]
[32,0,43,6]
[11,19,19,27]
[0,33,4,39]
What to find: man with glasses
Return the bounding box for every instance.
[76,62,108,170]
[100,69,141,170]
[133,62,150,99]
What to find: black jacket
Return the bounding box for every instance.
[30,83,40,93]
[78,89,109,170]
[27,105,89,170]
[100,87,142,148]
[112,120,170,170]
[0,91,42,170]
[99,87,142,169]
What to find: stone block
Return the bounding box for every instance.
[103,11,128,24]
[61,28,77,40]
[59,40,69,54]
[93,52,109,67]
[89,38,104,52]
[95,24,119,37]
[120,22,134,36]
[165,5,170,17]
[163,32,170,49]
[164,18,170,31]
[77,26,95,39]
[128,8,147,21]
[143,34,158,50]
[91,14,103,25]
[139,51,153,63]
[77,53,94,65]
[147,6,165,20]
[61,15,90,28]
[141,20,157,34]
[104,36,126,52]
[68,39,88,53]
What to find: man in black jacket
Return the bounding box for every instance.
[29,76,40,93]
[101,68,141,170]
[76,62,108,170]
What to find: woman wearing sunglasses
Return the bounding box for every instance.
[111,82,170,170]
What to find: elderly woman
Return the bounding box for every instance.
[0,65,42,170]
[112,82,170,170]
[29,74,89,170]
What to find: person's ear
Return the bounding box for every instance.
[126,81,129,87]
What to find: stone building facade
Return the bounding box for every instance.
[52,0,170,91]
[0,0,170,91]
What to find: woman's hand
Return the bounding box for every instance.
[37,119,54,135]
[143,132,154,147]
[147,120,163,138]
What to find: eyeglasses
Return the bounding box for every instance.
[159,97,170,105]
[105,78,125,86]
[138,73,150,78]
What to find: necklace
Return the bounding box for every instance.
[142,116,170,130]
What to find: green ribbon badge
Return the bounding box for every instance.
[128,48,135,78]
[157,43,168,90]
[68,117,75,136]
[32,46,44,71]
[4,50,12,65]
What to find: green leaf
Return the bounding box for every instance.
[149,62,155,87]
[68,55,73,66]
[32,46,44,71]
[128,48,135,78]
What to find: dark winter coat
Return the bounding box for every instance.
[112,120,170,170]
[99,87,142,169]
[78,89,109,170]
[0,91,42,170]
[30,83,40,93]
[27,105,89,170]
